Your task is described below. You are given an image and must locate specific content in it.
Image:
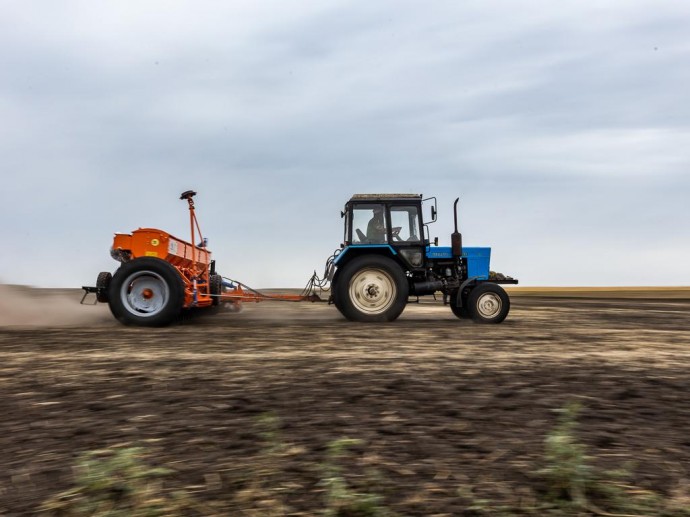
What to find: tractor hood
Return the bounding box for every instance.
[426,246,491,280]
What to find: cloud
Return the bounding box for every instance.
[1,1,689,288]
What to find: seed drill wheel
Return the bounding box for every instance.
[335,255,408,322]
[467,283,510,324]
[209,274,222,306]
[108,257,185,327]
[95,272,112,303]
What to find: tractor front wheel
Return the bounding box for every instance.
[335,256,408,322]
[449,288,470,319]
[108,257,185,327]
[467,283,510,324]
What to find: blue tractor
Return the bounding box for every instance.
[327,194,517,322]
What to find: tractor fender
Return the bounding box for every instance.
[332,245,402,274]
[333,244,398,267]
[455,277,480,307]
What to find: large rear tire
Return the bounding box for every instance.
[334,255,408,322]
[108,257,185,327]
[330,271,342,310]
[467,283,510,324]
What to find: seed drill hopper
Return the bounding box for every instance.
[82,190,319,326]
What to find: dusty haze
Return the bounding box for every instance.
[0,285,112,327]
[1,285,689,327]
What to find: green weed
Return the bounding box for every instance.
[538,402,592,509]
[321,438,388,517]
[40,445,195,516]
[536,402,690,516]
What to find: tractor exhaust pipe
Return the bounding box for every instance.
[451,197,463,258]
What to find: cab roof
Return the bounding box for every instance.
[349,194,423,203]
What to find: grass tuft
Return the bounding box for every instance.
[40,445,196,516]
[322,438,388,517]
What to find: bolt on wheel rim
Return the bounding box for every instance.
[349,268,396,315]
[476,292,502,318]
[120,271,169,317]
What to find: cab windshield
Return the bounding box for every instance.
[390,205,421,243]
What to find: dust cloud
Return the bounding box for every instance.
[0,285,112,327]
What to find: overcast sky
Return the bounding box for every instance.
[1,1,689,288]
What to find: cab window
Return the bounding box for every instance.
[390,206,421,243]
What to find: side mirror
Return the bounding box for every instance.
[422,196,438,224]
[340,211,345,218]
[433,237,439,246]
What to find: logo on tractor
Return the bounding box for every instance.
[151,238,160,246]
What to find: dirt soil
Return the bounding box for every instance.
[1,290,689,515]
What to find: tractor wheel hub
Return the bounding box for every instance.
[366,284,380,298]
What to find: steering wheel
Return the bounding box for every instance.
[391,226,403,241]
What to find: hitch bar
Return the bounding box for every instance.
[80,286,102,305]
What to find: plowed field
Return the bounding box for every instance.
[1,289,689,515]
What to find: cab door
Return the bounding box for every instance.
[389,205,425,268]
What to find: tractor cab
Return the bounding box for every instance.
[343,194,430,269]
[342,194,435,269]
[345,193,425,245]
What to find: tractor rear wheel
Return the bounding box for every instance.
[335,255,408,322]
[108,257,185,327]
[467,283,510,324]
[330,272,343,310]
